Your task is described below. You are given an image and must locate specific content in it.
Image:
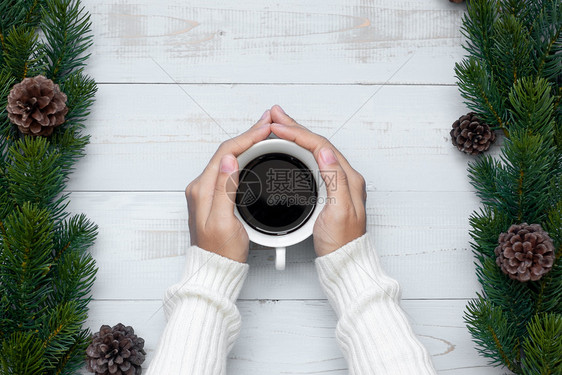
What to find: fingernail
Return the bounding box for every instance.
[260,110,269,120]
[319,148,337,165]
[276,105,286,115]
[220,155,236,173]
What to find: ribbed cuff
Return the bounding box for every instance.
[315,233,400,317]
[163,246,249,319]
[315,234,436,374]
[147,247,249,375]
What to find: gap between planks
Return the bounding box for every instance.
[92,82,459,87]
[89,298,477,302]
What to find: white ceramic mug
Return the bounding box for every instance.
[234,139,327,270]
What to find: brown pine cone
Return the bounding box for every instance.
[86,323,146,375]
[450,112,496,155]
[6,75,68,137]
[495,223,556,282]
[449,0,465,3]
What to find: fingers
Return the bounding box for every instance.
[209,154,239,220]
[270,105,300,126]
[270,121,356,179]
[268,109,353,170]
[194,110,271,215]
[270,107,366,211]
[205,110,272,174]
[252,109,272,128]
[270,121,327,156]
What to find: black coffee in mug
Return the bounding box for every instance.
[236,152,317,235]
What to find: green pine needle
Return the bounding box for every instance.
[465,297,521,372]
[455,57,509,132]
[509,77,556,139]
[2,25,43,80]
[0,331,45,375]
[0,0,97,372]
[521,313,562,374]
[42,0,93,82]
[461,1,562,373]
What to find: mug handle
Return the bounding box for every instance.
[275,247,286,270]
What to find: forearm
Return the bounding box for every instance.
[146,246,248,375]
[315,234,436,375]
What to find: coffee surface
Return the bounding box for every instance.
[236,153,317,235]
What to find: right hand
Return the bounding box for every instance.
[269,105,367,257]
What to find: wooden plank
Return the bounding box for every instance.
[83,299,503,374]
[66,190,485,301]
[83,0,466,84]
[67,83,500,192]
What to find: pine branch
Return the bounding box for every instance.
[1,25,43,80]
[40,301,86,371]
[490,14,532,97]
[0,202,54,331]
[49,251,97,312]
[48,127,91,183]
[545,197,562,248]
[469,206,512,259]
[509,77,556,139]
[5,137,70,223]
[534,261,562,314]
[461,0,499,65]
[455,57,509,134]
[475,257,534,337]
[49,215,98,312]
[460,2,562,374]
[468,155,502,209]
[499,0,532,20]
[465,297,521,372]
[42,0,93,82]
[0,70,16,142]
[54,329,91,375]
[47,71,98,181]
[0,0,45,40]
[535,200,562,315]
[0,0,97,371]
[531,0,562,82]
[0,331,45,375]
[60,71,97,127]
[497,131,558,223]
[521,313,562,374]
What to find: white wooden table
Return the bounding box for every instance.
[72,1,506,373]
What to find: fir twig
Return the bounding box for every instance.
[0,0,97,372]
[459,1,562,374]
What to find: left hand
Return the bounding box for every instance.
[185,110,272,263]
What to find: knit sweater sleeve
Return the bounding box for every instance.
[146,246,249,375]
[315,233,437,375]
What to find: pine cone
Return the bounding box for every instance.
[86,323,146,375]
[449,0,465,3]
[6,75,68,137]
[495,223,556,282]
[450,112,496,155]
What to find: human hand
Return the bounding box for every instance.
[269,105,367,257]
[185,110,272,262]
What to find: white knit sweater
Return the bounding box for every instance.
[146,234,436,374]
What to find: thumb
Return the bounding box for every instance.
[210,154,239,216]
[317,148,352,208]
[270,104,299,126]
